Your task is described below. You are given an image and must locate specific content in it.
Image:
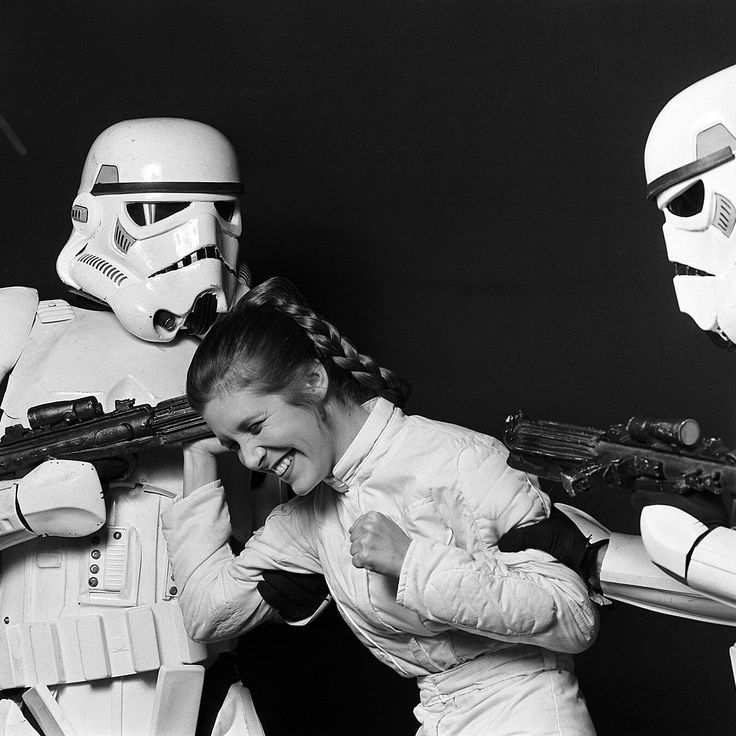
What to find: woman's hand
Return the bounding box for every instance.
[182,435,229,497]
[184,435,228,460]
[349,511,411,577]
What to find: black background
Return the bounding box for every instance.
[2,2,736,734]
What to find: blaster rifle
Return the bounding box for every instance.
[0,394,212,480]
[504,411,736,524]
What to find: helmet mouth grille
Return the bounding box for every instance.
[183,292,218,336]
[150,245,236,278]
[673,262,714,277]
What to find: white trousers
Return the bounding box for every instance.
[414,647,596,736]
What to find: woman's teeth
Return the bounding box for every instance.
[273,452,294,477]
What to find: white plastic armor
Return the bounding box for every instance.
[644,64,736,347]
[560,503,736,687]
[639,506,736,609]
[557,505,736,625]
[0,119,269,736]
[641,65,736,620]
[530,67,736,700]
[0,460,105,551]
[57,118,249,343]
[0,294,209,735]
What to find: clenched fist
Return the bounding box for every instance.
[349,511,411,577]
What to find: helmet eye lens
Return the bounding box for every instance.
[215,201,235,221]
[126,201,190,226]
[126,203,146,226]
[154,201,190,221]
[666,180,705,217]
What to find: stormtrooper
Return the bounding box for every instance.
[639,63,736,616]
[0,118,270,735]
[500,65,736,671]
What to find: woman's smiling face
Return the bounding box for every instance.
[202,385,337,496]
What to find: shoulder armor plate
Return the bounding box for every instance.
[0,287,39,378]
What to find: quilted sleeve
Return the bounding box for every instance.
[395,443,599,654]
[161,481,321,643]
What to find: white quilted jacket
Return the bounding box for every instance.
[162,398,599,678]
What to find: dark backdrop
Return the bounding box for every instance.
[2,2,736,734]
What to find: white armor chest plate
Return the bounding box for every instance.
[1,300,197,423]
[0,300,208,690]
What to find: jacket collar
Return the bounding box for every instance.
[324,396,396,493]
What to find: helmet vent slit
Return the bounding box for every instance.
[77,253,128,286]
[714,193,736,237]
[113,219,136,253]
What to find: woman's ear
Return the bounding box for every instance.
[305,361,329,400]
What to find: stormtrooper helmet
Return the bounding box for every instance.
[644,65,736,348]
[57,118,249,342]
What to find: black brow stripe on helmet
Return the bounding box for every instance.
[646,147,734,201]
[90,182,243,196]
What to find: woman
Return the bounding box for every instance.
[161,277,599,735]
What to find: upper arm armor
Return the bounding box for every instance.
[0,287,38,381]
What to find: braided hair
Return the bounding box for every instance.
[186,277,410,413]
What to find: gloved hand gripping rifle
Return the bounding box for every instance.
[0,395,212,481]
[504,411,736,526]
